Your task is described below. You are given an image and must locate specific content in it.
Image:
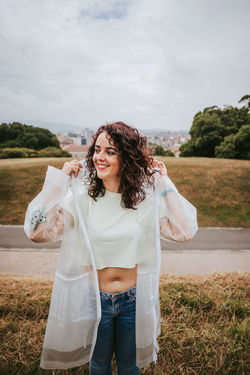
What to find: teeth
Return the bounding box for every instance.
[97,164,109,169]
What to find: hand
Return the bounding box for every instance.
[152,160,168,176]
[62,160,83,177]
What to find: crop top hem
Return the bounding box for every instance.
[96,263,137,270]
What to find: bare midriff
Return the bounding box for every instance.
[97,265,137,293]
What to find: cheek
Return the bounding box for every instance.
[113,158,120,172]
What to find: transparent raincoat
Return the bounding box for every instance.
[24,165,198,370]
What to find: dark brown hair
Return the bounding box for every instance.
[85,121,155,209]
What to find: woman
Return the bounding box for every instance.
[24,121,198,375]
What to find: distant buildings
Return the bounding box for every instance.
[62,144,89,158]
[57,128,189,157]
[57,128,95,157]
[143,130,190,157]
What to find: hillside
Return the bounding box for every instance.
[0,157,249,226]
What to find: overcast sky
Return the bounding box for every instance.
[0,0,249,131]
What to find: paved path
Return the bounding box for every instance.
[0,226,249,277]
[1,225,250,250]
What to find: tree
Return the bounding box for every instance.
[180,95,250,159]
[189,112,224,157]
[23,135,39,149]
[0,122,60,150]
[214,134,237,159]
[179,140,196,156]
[234,124,250,159]
[239,94,250,108]
[0,123,9,143]
[215,125,250,160]
[8,122,24,140]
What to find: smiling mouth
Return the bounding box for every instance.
[97,164,109,170]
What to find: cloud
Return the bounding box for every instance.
[79,0,132,21]
[0,0,249,130]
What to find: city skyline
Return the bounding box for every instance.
[57,127,190,158]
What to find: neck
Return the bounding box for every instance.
[102,178,120,193]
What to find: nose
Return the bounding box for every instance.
[98,150,106,160]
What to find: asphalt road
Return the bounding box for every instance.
[0,225,250,251]
[0,226,249,277]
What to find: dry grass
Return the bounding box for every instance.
[0,272,249,375]
[0,158,72,225]
[158,157,250,227]
[0,156,250,226]
[0,157,72,169]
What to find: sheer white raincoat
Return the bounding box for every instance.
[24,165,198,370]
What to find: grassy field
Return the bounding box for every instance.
[0,156,250,226]
[0,272,249,375]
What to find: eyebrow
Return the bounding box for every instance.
[95,145,118,151]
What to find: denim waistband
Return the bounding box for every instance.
[100,284,136,299]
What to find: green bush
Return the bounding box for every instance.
[37,147,71,158]
[0,147,71,159]
[148,142,175,156]
[0,147,38,159]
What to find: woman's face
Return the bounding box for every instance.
[92,132,120,187]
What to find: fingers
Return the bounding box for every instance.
[71,159,83,169]
[152,160,164,168]
[71,160,83,177]
[152,159,168,175]
[62,160,83,177]
[70,160,83,177]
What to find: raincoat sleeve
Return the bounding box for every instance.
[24,166,73,243]
[158,174,198,242]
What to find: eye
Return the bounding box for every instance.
[107,150,115,155]
[94,148,100,153]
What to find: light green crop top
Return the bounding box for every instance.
[62,188,152,270]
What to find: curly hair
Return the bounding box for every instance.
[84,121,156,209]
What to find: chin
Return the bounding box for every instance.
[97,172,107,180]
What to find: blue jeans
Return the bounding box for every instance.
[89,285,140,375]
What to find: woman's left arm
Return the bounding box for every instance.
[153,160,198,242]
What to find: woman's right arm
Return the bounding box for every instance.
[24,160,82,243]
